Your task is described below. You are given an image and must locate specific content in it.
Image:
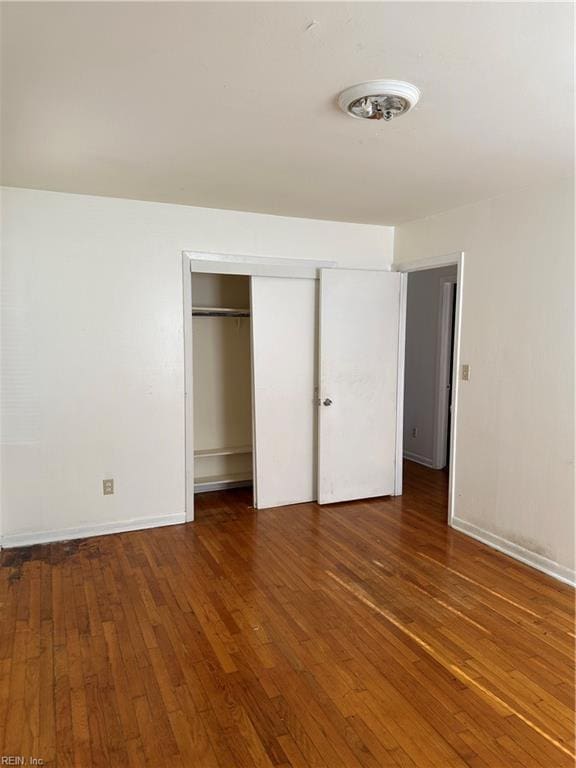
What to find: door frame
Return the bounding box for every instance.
[392,251,465,526]
[182,250,336,522]
[434,279,457,469]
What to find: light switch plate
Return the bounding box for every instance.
[103,479,114,495]
[462,364,470,381]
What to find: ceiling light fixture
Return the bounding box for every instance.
[338,80,420,122]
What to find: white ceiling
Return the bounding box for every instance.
[1,2,573,225]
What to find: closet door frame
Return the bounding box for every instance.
[182,251,336,522]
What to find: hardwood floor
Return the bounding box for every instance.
[1,461,574,767]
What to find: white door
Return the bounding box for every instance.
[318,269,402,504]
[251,276,317,509]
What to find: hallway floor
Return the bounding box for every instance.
[1,462,574,767]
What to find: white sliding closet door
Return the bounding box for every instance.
[318,269,402,504]
[251,277,317,509]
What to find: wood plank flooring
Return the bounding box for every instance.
[1,461,574,767]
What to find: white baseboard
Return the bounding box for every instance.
[1,512,187,549]
[451,517,575,587]
[403,451,436,468]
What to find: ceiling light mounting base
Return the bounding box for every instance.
[338,80,420,121]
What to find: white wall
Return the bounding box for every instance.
[404,265,457,467]
[395,178,575,584]
[1,187,393,545]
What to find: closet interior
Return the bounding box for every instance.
[192,273,253,496]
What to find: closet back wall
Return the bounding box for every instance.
[1,187,394,545]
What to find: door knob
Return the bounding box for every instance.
[323,398,333,406]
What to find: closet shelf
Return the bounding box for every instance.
[192,306,250,317]
[194,445,252,458]
[194,472,252,492]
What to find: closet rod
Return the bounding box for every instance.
[192,306,250,318]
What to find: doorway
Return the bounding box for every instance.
[395,253,464,524]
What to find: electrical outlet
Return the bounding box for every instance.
[462,364,470,381]
[411,427,418,438]
[103,479,114,495]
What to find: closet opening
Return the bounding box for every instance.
[184,251,407,520]
[192,273,254,506]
